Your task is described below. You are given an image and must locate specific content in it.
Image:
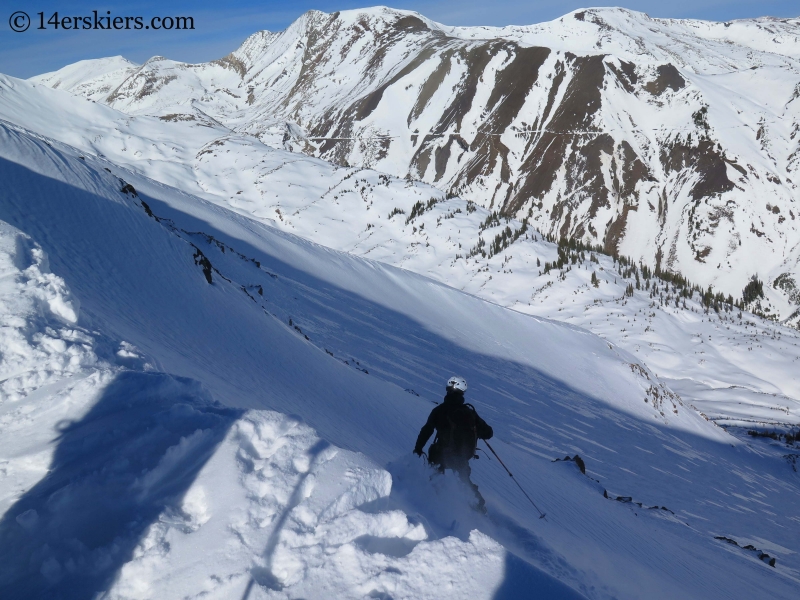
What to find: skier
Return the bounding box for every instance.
[414,376,493,512]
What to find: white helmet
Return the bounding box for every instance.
[447,376,468,393]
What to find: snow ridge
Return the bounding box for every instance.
[27,7,800,315]
[0,147,515,599]
[1,12,799,597]
[0,108,798,598]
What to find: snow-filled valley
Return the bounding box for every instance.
[3,70,798,431]
[1,7,800,600]
[28,7,800,320]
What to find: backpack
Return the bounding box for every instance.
[440,403,479,461]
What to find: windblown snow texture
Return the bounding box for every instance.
[4,68,799,427]
[0,100,798,598]
[1,7,799,598]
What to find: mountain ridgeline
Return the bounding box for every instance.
[31,7,800,316]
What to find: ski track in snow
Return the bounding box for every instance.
[0,213,520,599]
[2,70,799,434]
[0,124,593,599]
[0,47,798,599]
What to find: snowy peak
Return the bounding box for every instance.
[3,14,800,598]
[31,56,139,101]
[442,7,800,68]
[21,7,800,315]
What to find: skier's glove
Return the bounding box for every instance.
[413,447,423,457]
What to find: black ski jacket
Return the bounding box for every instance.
[414,390,493,454]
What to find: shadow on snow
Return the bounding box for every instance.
[0,371,243,599]
[0,152,797,599]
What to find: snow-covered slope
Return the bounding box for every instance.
[30,6,800,314]
[32,56,138,101]
[4,70,799,433]
[1,105,799,598]
[0,224,505,599]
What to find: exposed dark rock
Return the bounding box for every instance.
[212,54,247,78]
[394,15,429,32]
[356,45,439,122]
[602,489,675,514]
[552,454,586,474]
[140,200,155,219]
[414,43,549,197]
[608,60,638,93]
[409,49,455,125]
[573,454,586,474]
[434,139,453,182]
[440,44,502,131]
[507,54,608,221]
[192,248,213,284]
[644,64,685,96]
[661,138,734,200]
[714,536,776,567]
[120,182,137,197]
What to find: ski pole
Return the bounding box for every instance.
[483,440,547,519]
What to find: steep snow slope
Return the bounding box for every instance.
[3,72,798,432]
[30,7,800,311]
[0,113,799,598]
[0,219,510,599]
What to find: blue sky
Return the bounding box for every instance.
[1,0,798,78]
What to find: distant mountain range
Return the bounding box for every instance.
[30,6,800,319]
[2,9,800,597]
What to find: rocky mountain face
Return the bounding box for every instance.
[31,7,800,316]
